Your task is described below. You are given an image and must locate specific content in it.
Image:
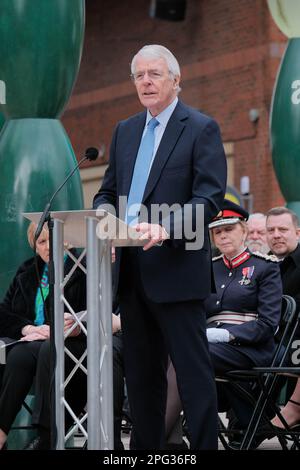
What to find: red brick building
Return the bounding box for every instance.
[62,0,287,212]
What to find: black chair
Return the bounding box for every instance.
[217,295,300,450]
[241,366,300,448]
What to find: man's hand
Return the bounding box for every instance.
[206,328,230,343]
[135,223,169,251]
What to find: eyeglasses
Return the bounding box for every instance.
[130,70,169,82]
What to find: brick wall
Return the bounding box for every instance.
[62,0,287,212]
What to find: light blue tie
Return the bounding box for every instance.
[126,117,159,225]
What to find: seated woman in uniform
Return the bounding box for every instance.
[207,199,282,373]
[165,200,283,449]
[0,222,87,450]
[206,199,282,448]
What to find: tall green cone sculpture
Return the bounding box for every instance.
[0,0,85,297]
[268,0,300,216]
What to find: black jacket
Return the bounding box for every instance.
[0,251,86,339]
[280,244,300,310]
[280,244,300,338]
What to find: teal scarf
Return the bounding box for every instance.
[34,263,49,326]
[34,254,68,325]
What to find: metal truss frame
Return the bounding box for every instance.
[53,216,113,450]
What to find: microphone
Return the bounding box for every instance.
[34,147,99,242]
[84,147,99,161]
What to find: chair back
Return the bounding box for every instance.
[271,294,298,368]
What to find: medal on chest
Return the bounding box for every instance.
[239,266,255,286]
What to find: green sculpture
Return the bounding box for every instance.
[0,0,85,297]
[0,116,5,135]
[268,0,300,215]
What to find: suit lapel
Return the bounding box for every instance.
[143,102,188,202]
[121,112,146,197]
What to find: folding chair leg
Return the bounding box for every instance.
[218,415,231,450]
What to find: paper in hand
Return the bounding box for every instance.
[0,339,22,349]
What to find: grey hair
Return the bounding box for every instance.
[131,44,181,92]
[248,213,266,221]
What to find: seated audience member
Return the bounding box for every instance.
[206,200,282,446]
[265,207,300,430]
[0,223,126,450]
[271,382,300,431]
[164,200,282,449]
[0,223,124,450]
[246,213,270,254]
[0,222,87,450]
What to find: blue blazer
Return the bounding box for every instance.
[93,100,227,303]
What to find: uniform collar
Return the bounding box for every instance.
[223,248,250,269]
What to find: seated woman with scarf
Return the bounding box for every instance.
[0,222,87,450]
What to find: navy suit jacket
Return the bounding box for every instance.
[93,100,227,303]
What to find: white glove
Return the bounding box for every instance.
[206,328,230,343]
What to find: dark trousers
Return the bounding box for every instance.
[209,343,257,427]
[32,337,87,431]
[0,335,125,448]
[209,344,291,427]
[0,340,42,434]
[0,337,87,435]
[119,250,218,450]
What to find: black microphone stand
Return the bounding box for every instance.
[47,216,56,450]
[33,147,98,450]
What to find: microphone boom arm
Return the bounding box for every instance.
[34,146,98,242]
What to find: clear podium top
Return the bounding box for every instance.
[23,209,148,248]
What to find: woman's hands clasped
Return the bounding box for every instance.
[21,313,81,342]
[21,324,50,342]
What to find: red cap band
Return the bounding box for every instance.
[222,210,243,218]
